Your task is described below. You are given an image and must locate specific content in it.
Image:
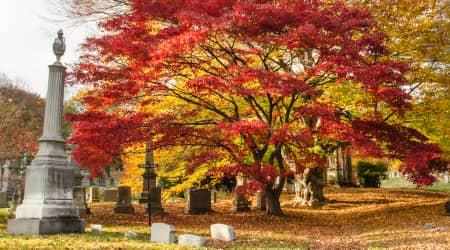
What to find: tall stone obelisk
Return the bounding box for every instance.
[7,30,85,235]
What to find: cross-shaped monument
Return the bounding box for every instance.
[139,139,164,218]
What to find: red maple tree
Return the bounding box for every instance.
[68,0,448,215]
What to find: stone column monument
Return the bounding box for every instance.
[7,30,85,235]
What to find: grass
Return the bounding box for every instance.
[381,177,450,192]
[0,187,449,249]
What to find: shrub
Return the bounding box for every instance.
[356,161,388,188]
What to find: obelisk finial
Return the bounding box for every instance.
[52,29,66,64]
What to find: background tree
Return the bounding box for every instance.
[346,0,450,157]
[0,73,45,163]
[68,0,447,215]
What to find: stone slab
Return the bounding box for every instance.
[178,234,207,247]
[89,186,100,202]
[0,191,8,208]
[185,189,211,214]
[90,224,103,234]
[210,223,236,241]
[104,189,118,202]
[73,186,90,215]
[7,218,85,235]
[232,194,250,212]
[151,222,176,244]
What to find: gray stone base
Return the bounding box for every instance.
[114,206,134,214]
[79,208,91,216]
[7,218,85,235]
[146,206,164,215]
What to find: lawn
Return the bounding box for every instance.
[0,187,449,249]
[381,178,450,192]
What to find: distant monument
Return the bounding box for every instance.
[139,140,164,215]
[7,30,85,235]
[68,143,90,215]
[1,160,19,199]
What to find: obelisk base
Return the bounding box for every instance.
[7,218,85,235]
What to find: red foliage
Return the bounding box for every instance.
[68,0,447,186]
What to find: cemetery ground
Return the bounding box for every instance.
[0,187,449,249]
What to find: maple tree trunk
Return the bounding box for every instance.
[292,168,326,207]
[264,178,285,216]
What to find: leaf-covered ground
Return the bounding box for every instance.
[0,187,449,249]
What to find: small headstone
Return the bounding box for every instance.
[185,189,211,214]
[424,222,435,230]
[90,224,103,234]
[178,234,207,247]
[445,200,450,216]
[0,191,8,208]
[255,191,266,211]
[147,187,164,215]
[104,188,119,202]
[233,193,250,212]
[114,186,134,214]
[73,186,91,215]
[125,231,138,238]
[150,223,176,244]
[210,223,236,241]
[89,186,100,203]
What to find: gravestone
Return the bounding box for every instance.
[1,160,19,199]
[0,191,8,208]
[139,140,164,214]
[104,189,119,202]
[233,193,250,212]
[210,223,236,241]
[125,231,138,238]
[148,187,164,214]
[150,223,176,243]
[114,186,134,214]
[445,200,450,216]
[178,234,207,247]
[185,189,211,214]
[255,191,266,211]
[89,186,100,203]
[73,187,91,215]
[68,143,90,215]
[233,175,250,212]
[80,170,90,187]
[90,224,103,234]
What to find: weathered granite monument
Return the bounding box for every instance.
[7,30,85,235]
[104,188,119,202]
[185,188,211,214]
[114,186,134,214]
[68,143,90,215]
[139,140,164,215]
[1,160,19,199]
[232,175,250,212]
[89,186,100,203]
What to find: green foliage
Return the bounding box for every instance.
[357,161,388,188]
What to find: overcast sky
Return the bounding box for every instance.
[0,0,96,98]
